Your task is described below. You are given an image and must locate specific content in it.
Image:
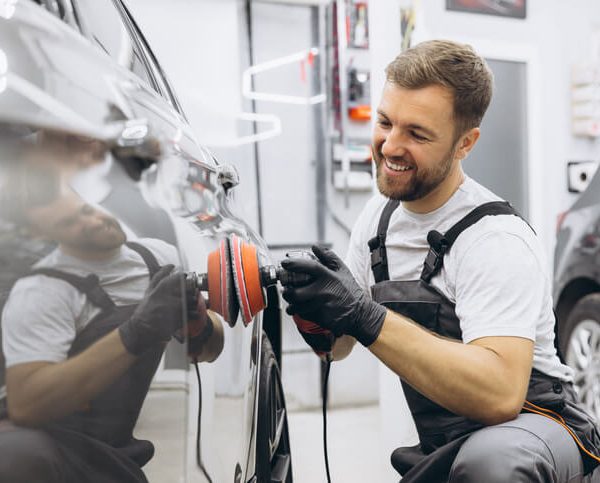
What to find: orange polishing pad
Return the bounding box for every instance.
[230,234,266,325]
[207,238,239,326]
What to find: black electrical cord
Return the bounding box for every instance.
[193,360,213,483]
[322,356,333,483]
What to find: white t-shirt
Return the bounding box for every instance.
[2,238,179,368]
[345,176,573,382]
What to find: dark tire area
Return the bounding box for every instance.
[559,293,600,420]
[255,332,292,483]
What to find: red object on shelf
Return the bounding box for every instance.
[348,104,371,121]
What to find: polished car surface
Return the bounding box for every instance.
[0,0,291,481]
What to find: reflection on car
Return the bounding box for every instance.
[0,1,292,482]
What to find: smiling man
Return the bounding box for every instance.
[282,40,600,482]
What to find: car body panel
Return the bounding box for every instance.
[0,1,286,481]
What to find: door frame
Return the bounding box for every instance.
[453,36,544,242]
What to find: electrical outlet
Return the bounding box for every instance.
[567,160,599,193]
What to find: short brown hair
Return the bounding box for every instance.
[385,39,493,137]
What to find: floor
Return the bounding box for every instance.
[288,405,398,482]
[136,390,399,482]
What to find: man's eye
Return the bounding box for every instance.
[411,131,428,142]
[377,119,391,127]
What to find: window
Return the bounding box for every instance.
[116,1,184,114]
[71,0,158,93]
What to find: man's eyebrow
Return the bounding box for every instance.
[376,109,390,120]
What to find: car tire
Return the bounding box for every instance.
[560,293,600,421]
[255,332,293,483]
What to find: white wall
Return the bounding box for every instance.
[127,0,262,231]
[370,0,600,463]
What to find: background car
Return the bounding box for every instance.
[0,0,292,481]
[554,166,600,422]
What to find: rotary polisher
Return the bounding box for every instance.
[185,234,316,325]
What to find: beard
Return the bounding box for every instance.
[373,144,457,201]
[80,215,127,251]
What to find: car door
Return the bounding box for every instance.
[1,1,278,481]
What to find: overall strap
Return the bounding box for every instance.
[29,268,115,311]
[421,201,525,283]
[368,199,401,283]
[125,241,161,277]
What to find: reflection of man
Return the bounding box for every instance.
[283,40,600,482]
[0,180,212,482]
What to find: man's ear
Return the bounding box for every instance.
[454,127,480,161]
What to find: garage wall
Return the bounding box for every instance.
[127,0,261,233]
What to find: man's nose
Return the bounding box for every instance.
[380,129,408,159]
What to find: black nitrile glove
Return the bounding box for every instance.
[119,264,185,355]
[281,245,387,347]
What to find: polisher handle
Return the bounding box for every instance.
[185,272,208,293]
[276,249,317,286]
[276,267,313,287]
[292,315,335,357]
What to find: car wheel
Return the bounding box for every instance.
[561,293,600,421]
[255,332,293,483]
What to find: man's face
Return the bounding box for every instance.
[26,191,126,255]
[372,83,466,211]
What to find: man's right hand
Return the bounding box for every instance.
[119,264,185,355]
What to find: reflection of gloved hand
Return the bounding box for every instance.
[119,265,185,355]
[292,314,336,357]
[185,292,215,359]
[281,246,387,347]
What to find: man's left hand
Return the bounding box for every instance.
[281,245,387,347]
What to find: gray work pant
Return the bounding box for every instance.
[448,413,600,483]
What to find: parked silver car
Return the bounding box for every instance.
[0,1,291,481]
[554,167,600,422]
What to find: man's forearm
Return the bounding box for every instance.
[368,311,533,425]
[7,329,137,426]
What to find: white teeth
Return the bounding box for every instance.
[385,159,412,172]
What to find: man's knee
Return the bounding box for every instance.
[448,416,577,483]
[0,423,64,482]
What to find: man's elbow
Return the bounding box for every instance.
[7,400,41,427]
[477,397,523,426]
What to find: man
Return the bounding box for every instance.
[0,161,220,482]
[283,40,600,482]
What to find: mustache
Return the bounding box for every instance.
[373,150,413,166]
[371,145,414,165]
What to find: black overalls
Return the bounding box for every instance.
[12,241,166,482]
[368,200,600,482]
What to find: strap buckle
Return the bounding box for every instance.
[421,231,448,283]
[369,235,387,270]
